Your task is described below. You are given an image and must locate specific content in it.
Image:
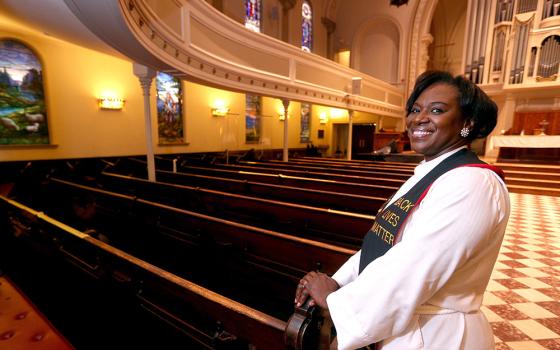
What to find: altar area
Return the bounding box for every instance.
[490,135,560,148]
[488,110,560,164]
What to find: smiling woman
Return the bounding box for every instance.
[405,70,498,161]
[407,83,467,160]
[295,71,510,350]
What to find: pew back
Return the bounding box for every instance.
[0,195,290,350]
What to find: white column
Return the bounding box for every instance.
[133,63,157,182]
[419,34,433,74]
[486,94,516,158]
[346,110,353,160]
[282,98,290,162]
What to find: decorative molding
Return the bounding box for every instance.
[118,0,404,117]
[408,0,435,93]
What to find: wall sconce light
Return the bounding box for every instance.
[278,106,287,121]
[329,108,346,118]
[211,100,230,117]
[319,111,328,124]
[99,97,125,110]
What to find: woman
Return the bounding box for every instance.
[294,71,510,350]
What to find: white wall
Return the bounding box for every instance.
[354,18,400,83]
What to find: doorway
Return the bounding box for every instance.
[352,123,376,156]
[332,124,348,158]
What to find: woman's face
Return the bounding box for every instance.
[406,83,468,161]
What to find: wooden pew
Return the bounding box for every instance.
[92,173,373,248]
[176,165,398,197]
[103,168,386,216]
[0,195,325,350]
[295,156,418,168]
[189,162,407,188]
[172,154,413,181]
[233,160,412,181]
[38,177,358,287]
[54,174,369,249]
[269,158,416,174]
[116,158,398,198]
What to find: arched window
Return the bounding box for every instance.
[301,0,313,52]
[0,39,49,145]
[245,0,262,33]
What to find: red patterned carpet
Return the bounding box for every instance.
[483,193,560,349]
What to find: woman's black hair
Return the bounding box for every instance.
[405,70,498,141]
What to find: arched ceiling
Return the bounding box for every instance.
[0,0,122,58]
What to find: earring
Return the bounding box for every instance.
[460,127,470,138]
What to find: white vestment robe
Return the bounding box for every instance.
[326,147,510,350]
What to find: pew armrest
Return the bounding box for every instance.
[284,299,333,350]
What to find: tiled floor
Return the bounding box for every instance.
[482,193,560,349]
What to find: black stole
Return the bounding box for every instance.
[358,148,504,274]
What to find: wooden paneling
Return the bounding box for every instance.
[512,110,560,135]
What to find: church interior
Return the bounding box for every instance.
[0,0,559,349]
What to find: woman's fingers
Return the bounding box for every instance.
[294,282,304,303]
[294,271,324,307]
[295,286,309,307]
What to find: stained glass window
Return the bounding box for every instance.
[245,0,261,33]
[0,39,49,145]
[245,94,261,143]
[300,103,311,143]
[156,72,183,144]
[301,1,313,52]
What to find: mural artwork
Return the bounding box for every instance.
[156,71,183,144]
[0,39,49,145]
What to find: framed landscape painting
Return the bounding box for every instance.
[0,39,49,145]
[156,71,184,144]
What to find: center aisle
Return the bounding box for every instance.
[483,193,560,349]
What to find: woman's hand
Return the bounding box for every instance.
[294,271,340,309]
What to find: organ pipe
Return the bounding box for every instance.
[538,36,560,79]
[510,21,530,84]
[465,0,492,83]
[465,0,477,79]
[493,31,506,72]
[528,47,537,77]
